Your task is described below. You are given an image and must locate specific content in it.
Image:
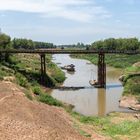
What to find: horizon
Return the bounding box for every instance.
[0,0,140,45]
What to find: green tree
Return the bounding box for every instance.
[0,34,11,61]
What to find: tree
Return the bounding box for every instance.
[0,33,11,61]
[0,34,11,49]
[91,38,140,52]
[12,38,35,49]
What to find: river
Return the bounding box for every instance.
[51,54,130,116]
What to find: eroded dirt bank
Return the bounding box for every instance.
[0,81,89,140]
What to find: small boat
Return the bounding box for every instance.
[89,80,101,88]
[61,64,75,72]
[66,66,75,72]
[89,80,98,86]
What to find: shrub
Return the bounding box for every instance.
[39,93,63,107]
[32,86,42,95]
[25,91,33,100]
[15,73,30,88]
[51,69,65,83]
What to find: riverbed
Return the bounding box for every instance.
[51,54,130,116]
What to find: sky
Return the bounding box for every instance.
[0,0,140,45]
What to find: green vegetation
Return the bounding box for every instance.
[46,55,65,84]
[72,54,140,68]
[15,72,30,89]
[71,112,140,139]
[71,38,140,99]
[1,33,140,139]
[91,38,140,51]
[0,50,65,107]
[73,123,91,138]
[0,33,65,107]
[31,85,63,106]
[0,54,64,107]
[123,64,140,99]
[0,33,55,51]
[25,91,33,100]
[32,85,42,95]
[6,54,65,87]
[38,93,63,106]
[58,42,90,49]
[0,33,12,61]
[12,38,55,49]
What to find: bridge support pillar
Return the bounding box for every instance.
[98,53,106,88]
[40,53,46,85]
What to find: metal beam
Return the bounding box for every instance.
[98,53,106,88]
[0,49,138,54]
[40,54,46,85]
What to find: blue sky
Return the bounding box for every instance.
[0,0,140,44]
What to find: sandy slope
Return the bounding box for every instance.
[0,81,89,140]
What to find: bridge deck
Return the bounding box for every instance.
[0,49,139,54]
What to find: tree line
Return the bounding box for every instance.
[0,33,55,61]
[91,38,140,51]
[0,33,55,50]
[58,42,91,49]
[0,33,140,52]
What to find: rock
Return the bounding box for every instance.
[3,76,15,82]
[130,104,140,111]
[133,62,140,67]
[119,96,140,111]
[119,75,125,82]
[134,114,140,119]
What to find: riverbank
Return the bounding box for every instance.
[0,53,67,107]
[71,54,140,110]
[0,80,140,140]
[0,81,88,140]
[0,80,140,139]
[71,54,140,68]
[119,62,140,111]
[0,54,65,87]
[0,54,140,139]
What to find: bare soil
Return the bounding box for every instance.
[0,81,89,140]
[120,96,140,111]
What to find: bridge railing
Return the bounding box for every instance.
[0,49,139,54]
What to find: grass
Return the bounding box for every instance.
[0,52,140,139]
[38,93,63,106]
[122,63,140,99]
[123,76,140,97]
[72,53,140,100]
[71,54,140,68]
[0,53,65,107]
[0,54,65,88]
[71,111,140,139]
[31,85,63,107]
[73,123,91,138]
[103,121,140,137]
[46,55,65,83]
[15,72,30,89]
[0,64,14,80]
[25,91,33,100]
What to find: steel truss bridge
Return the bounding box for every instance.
[0,49,139,88]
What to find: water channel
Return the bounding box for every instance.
[51,54,130,116]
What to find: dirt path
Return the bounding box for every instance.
[0,81,90,140]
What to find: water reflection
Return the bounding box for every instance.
[98,89,106,117]
[51,54,130,116]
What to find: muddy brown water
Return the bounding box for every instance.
[51,54,131,116]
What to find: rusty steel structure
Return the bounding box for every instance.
[0,49,139,88]
[98,53,106,88]
[40,54,46,85]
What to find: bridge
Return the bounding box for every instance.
[0,49,139,88]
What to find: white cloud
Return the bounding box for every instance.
[0,0,110,22]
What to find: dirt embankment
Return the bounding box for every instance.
[0,81,89,140]
[120,96,140,111]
